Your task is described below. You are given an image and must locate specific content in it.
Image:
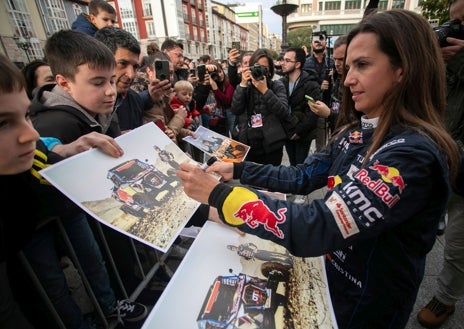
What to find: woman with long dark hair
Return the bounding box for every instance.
[177,10,460,328]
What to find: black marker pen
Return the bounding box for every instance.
[199,156,218,171]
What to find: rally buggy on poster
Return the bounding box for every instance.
[196,267,288,329]
[107,159,178,218]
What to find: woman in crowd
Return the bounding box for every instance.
[204,62,235,136]
[230,48,292,165]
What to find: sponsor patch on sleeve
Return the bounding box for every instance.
[325,191,360,238]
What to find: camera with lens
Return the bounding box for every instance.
[433,19,464,47]
[209,71,219,82]
[250,63,267,81]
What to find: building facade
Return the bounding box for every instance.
[0,0,426,68]
[287,0,420,36]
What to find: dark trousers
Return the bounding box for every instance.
[245,147,283,166]
[23,213,115,329]
[0,262,35,329]
[285,139,312,166]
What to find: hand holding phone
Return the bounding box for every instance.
[231,41,241,51]
[197,64,206,82]
[155,60,170,81]
[305,95,316,103]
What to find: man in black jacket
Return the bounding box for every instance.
[280,47,321,165]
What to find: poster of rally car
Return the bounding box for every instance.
[142,221,338,329]
[40,122,200,252]
[183,126,250,163]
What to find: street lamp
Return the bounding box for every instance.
[271,0,299,54]
[13,34,32,63]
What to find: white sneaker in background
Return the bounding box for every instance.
[294,195,306,204]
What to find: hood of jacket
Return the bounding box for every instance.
[30,84,114,134]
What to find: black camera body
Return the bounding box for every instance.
[209,71,219,82]
[433,19,464,47]
[250,64,267,81]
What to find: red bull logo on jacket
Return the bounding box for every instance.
[354,160,406,208]
[234,200,286,239]
[349,130,363,144]
[368,160,407,193]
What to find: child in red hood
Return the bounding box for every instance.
[170,80,200,130]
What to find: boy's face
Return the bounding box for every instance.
[176,88,192,105]
[114,47,140,94]
[57,64,116,116]
[90,10,116,30]
[0,89,39,175]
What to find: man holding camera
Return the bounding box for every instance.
[417,1,464,327]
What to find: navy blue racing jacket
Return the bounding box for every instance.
[208,118,450,328]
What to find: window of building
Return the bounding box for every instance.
[120,7,133,19]
[6,0,33,36]
[43,0,70,33]
[147,21,156,38]
[72,3,83,16]
[319,1,341,11]
[5,0,45,60]
[192,10,197,24]
[321,24,356,36]
[122,21,139,39]
[378,0,388,10]
[392,0,405,8]
[300,3,312,13]
[143,0,152,17]
[50,18,69,33]
[45,0,67,19]
[182,4,188,20]
[184,23,190,39]
[345,0,361,10]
